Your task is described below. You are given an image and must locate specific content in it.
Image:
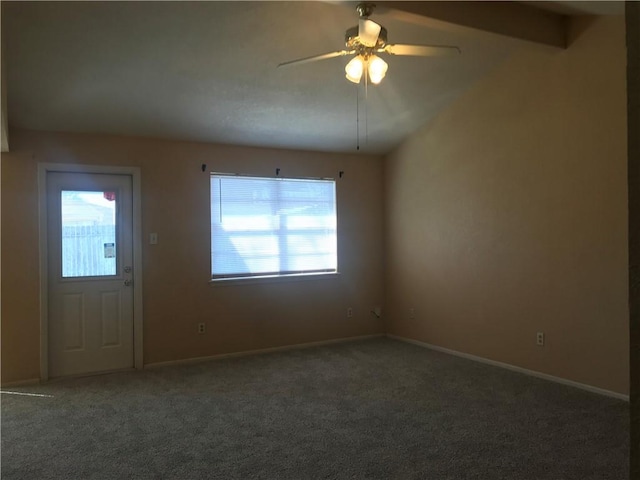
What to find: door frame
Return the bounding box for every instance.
[38,163,144,380]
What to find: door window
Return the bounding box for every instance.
[60,190,118,278]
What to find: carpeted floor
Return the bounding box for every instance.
[0,338,629,479]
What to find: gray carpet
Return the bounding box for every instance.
[0,338,629,479]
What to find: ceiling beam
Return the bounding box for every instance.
[377,1,567,49]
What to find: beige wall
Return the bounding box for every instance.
[1,129,384,383]
[384,16,629,394]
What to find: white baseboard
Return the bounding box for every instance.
[1,378,41,388]
[145,334,386,369]
[387,334,629,402]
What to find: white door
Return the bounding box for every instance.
[47,172,134,378]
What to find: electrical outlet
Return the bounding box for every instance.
[347,307,353,318]
[150,233,158,245]
[198,323,206,334]
[536,331,544,346]
[409,308,415,319]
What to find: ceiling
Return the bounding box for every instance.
[1,1,624,155]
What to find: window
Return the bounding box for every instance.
[210,174,337,280]
[61,190,117,277]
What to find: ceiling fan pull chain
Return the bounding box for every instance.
[356,84,360,151]
[365,67,369,146]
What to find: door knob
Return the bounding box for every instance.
[124,279,132,287]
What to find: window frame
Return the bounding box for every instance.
[209,173,339,284]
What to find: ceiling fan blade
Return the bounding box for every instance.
[382,44,461,57]
[358,18,381,47]
[277,50,352,68]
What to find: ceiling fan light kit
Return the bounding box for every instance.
[345,54,388,85]
[278,2,461,86]
[368,55,388,84]
[345,56,364,83]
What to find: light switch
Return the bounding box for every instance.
[150,233,158,245]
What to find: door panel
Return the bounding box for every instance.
[61,292,85,350]
[100,290,122,347]
[47,172,134,378]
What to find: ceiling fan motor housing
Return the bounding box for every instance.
[345,25,388,50]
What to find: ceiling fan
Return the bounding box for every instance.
[278,2,461,85]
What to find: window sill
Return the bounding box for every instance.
[209,271,340,287]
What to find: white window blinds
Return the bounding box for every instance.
[210,175,337,279]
